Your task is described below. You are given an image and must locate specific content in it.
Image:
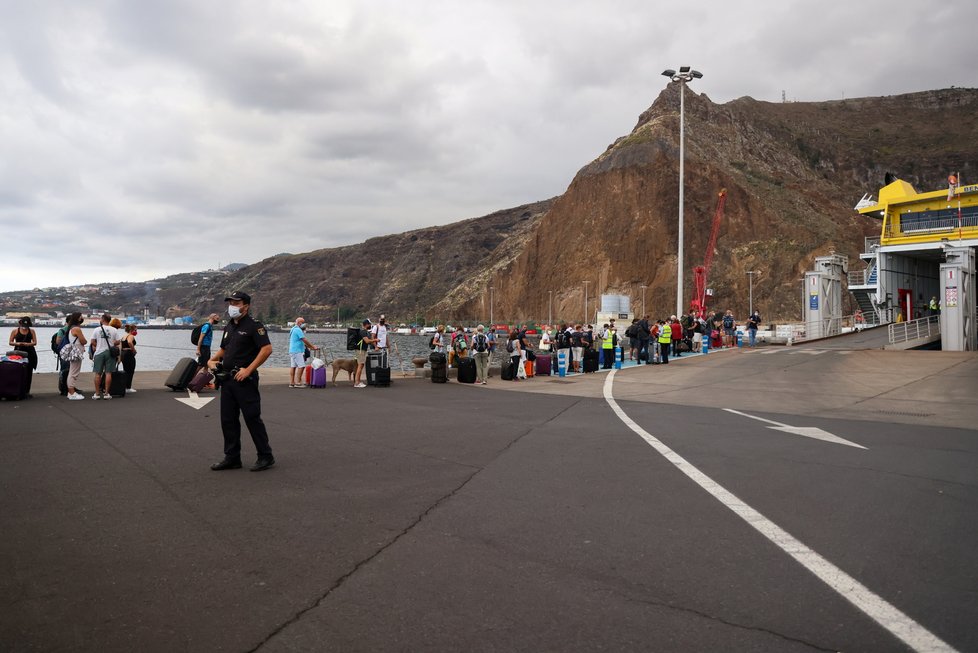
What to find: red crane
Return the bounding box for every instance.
[690,189,727,317]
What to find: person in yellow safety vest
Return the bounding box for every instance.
[657,319,672,364]
[601,326,616,369]
[929,296,939,315]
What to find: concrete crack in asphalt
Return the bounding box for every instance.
[622,594,839,652]
[249,398,585,652]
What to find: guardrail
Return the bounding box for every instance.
[888,315,940,345]
[776,314,871,344]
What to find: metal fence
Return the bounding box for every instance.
[777,314,868,344]
[888,315,940,346]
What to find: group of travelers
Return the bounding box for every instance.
[44,312,138,401]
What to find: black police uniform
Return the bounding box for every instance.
[219,313,273,462]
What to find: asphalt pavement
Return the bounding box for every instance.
[1,346,976,652]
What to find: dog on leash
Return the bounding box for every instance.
[331,358,357,386]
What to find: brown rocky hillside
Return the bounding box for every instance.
[180,87,978,324]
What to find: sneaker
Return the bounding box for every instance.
[68,393,84,401]
[354,383,366,388]
[126,389,137,394]
[102,394,112,400]
[91,394,101,400]
[289,384,295,388]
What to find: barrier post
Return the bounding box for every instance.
[614,346,623,369]
[557,350,567,377]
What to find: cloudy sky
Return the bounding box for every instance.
[2,1,975,292]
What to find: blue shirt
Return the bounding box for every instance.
[200,322,213,347]
[289,325,306,354]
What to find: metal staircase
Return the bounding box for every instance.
[848,237,883,325]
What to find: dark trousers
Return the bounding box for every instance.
[197,346,211,369]
[638,338,650,363]
[220,376,272,460]
[659,341,670,364]
[672,339,682,357]
[121,351,136,389]
[58,358,69,395]
[602,349,614,368]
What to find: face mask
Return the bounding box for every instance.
[228,305,242,319]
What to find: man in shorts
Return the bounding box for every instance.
[354,319,378,388]
[90,313,121,400]
[288,317,319,387]
[722,310,736,348]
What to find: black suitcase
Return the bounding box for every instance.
[0,359,30,400]
[108,364,127,398]
[429,352,448,384]
[500,359,516,381]
[165,357,198,391]
[457,357,476,383]
[583,349,599,373]
[366,350,390,387]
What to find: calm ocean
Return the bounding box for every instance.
[15,327,438,374]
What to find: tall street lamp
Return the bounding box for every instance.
[746,271,760,316]
[548,290,553,327]
[489,286,494,327]
[583,281,590,325]
[662,66,703,317]
[640,284,648,317]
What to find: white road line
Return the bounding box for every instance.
[602,370,956,653]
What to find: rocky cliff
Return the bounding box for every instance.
[39,87,974,325]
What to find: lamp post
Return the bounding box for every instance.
[489,286,494,327]
[746,271,759,316]
[548,290,553,327]
[640,284,647,317]
[662,66,703,317]
[583,281,589,325]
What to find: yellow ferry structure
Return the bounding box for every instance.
[851,176,976,350]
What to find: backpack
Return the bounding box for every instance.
[505,340,514,353]
[625,324,638,339]
[473,334,488,353]
[190,323,204,345]
[428,335,436,350]
[723,315,734,329]
[52,326,70,354]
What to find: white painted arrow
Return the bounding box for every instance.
[176,390,215,410]
[723,408,866,449]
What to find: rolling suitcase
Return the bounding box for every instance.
[500,359,516,381]
[457,357,476,383]
[186,368,213,393]
[165,357,199,391]
[523,359,535,378]
[367,350,391,387]
[583,349,599,373]
[429,352,448,384]
[310,366,327,388]
[535,353,552,376]
[108,364,128,398]
[0,359,30,400]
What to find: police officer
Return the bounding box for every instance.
[208,291,276,472]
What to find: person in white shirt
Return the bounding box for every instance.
[371,316,389,350]
[89,313,121,400]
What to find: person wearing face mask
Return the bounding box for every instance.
[208,291,275,472]
[196,313,220,374]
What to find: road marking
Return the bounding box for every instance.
[176,390,215,410]
[602,370,956,653]
[723,408,867,449]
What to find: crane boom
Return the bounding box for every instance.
[690,189,727,316]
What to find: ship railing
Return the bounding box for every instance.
[888,315,940,346]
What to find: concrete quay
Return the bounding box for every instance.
[2,346,976,652]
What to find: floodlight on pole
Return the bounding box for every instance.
[583,281,590,324]
[746,271,760,316]
[662,66,703,317]
[640,284,648,317]
[489,286,494,326]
